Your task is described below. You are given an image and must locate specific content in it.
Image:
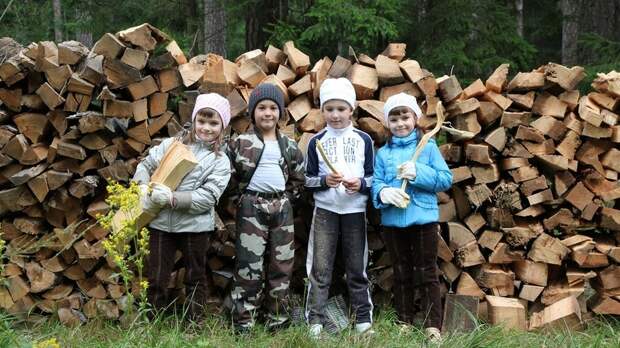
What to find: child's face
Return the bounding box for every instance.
[322,100,353,129]
[194,110,223,142]
[254,99,280,132]
[387,106,417,137]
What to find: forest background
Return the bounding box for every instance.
[1,0,619,90]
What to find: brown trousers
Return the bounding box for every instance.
[147,229,209,318]
[382,223,442,328]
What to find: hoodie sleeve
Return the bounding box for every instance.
[304,135,329,192]
[358,132,374,194]
[371,148,390,209]
[410,142,453,193]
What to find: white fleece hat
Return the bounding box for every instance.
[320,77,356,110]
[383,92,423,124]
[191,93,231,128]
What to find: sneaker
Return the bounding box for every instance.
[266,316,290,331]
[233,323,253,335]
[309,323,323,339]
[355,322,375,335]
[425,327,441,343]
[397,323,413,334]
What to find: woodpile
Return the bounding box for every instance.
[1,25,620,330]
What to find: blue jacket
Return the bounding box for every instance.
[372,131,452,227]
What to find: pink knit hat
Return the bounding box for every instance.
[191,93,231,128]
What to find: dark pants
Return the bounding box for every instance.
[147,229,209,318]
[305,207,373,325]
[230,193,295,327]
[382,223,442,328]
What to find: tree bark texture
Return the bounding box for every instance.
[204,0,227,56]
[561,0,579,65]
[52,0,63,42]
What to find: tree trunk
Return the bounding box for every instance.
[561,0,579,65]
[52,0,63,42]
[515,0,524,38]
[186,0,202,56]
[575,0,620,64]
[204,0,227,56]
[577,0,620,41]
[417,0,428,25]
[278,0,289,22]
[245,0,284,51]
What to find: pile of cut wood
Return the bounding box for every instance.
[1,24,619,330]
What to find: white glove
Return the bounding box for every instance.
[139,184,150,196]
[139,184,159,214]
[380,187,410,209]
[397,161,417,181]
[150,183,173,208]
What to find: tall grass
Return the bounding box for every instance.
[1,309,619,348]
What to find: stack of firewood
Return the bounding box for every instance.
[362,63,620,330]
[1,24,619,329]
[0,24,211,324]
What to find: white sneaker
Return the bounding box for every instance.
[355,322,375,335]
[425,327,441,343]
[309,323,323,339]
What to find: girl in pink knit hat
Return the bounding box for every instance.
[132,93,232,320]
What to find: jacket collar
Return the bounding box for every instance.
[326,123,354,136]
[389,130,418,147]
[249,124,283,143]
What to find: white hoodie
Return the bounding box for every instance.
[304,124,374,214]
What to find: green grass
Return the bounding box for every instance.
[1,308,620,348]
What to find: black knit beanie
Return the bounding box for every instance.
[248,83,285,123]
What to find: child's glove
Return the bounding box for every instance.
[139,184,159,214]
[150,184,173,208]
[380,187,410,209]
[138,184,150,196]
[397,161,417,181]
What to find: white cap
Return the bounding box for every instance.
[320,78,356,110]
[383,92,423,124]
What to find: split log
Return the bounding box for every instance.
[528,234,570,265]
[347,64,378,100]
[485,295,526,331]
[529,295,582,331]
[485,64,509,93]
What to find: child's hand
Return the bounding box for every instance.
[380,187,410,208]
[326,173,343,188]
[140,185,159,214]
[342,177,361,193]
[397,161,417,181]
[151,184,173,207]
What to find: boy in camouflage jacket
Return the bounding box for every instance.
[226,83,305,332]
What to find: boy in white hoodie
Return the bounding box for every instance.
[304,78,374,337]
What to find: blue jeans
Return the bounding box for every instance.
[305,207,373,325]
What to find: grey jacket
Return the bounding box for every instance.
[133,137,231,233]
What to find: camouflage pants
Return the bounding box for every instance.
[230,193,295,327]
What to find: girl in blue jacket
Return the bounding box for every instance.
[371,93,452,341]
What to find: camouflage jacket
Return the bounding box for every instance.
[225,127,305,198]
